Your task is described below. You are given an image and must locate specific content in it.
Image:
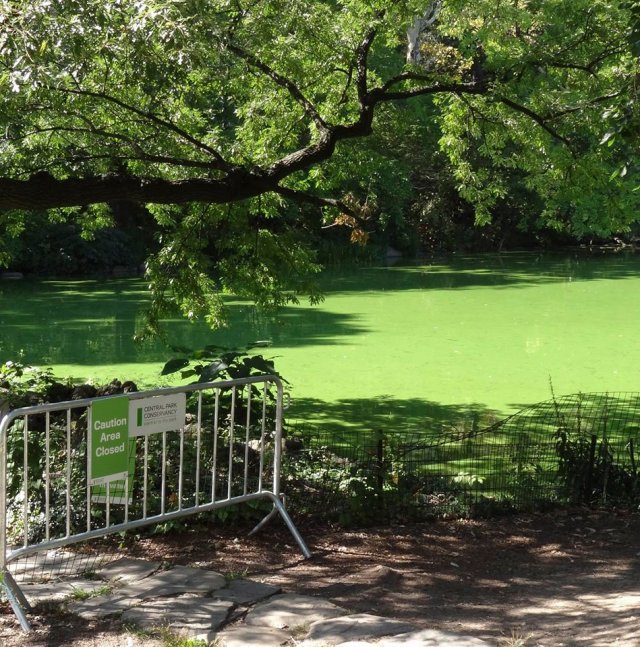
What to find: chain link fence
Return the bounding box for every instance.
[282,393,640,526]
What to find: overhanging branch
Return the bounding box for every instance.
[272,185,350,213]
[227,43,329,132]
[0,173,268,211]
[56,87,233,170]
[498,96,573,148]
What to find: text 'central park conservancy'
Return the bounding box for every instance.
[129,393,187,436]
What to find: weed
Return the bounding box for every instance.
[499,628,533,646]
[154,626,209,647]
[224,568,248,582]
[68,582,113,601]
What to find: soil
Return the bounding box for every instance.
[1,508,638,647]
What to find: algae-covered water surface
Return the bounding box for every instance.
[1,251,639,434]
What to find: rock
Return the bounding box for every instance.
[121,595,234,632]
[72,383,98,400]
[301,613,416,645]
[212,625,292,647]
[245,593,346,630]
[69,594,138,619]
[97,557,160,584]
[117,565,226,599]
[336,628,493,646]
[214,578,281,605]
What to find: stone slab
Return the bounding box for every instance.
[9,550,109,581]
[22,578,110,604]
[302,613,416,645]
[336,628,493,646]
[245,593,346,630]
[97,557,160,583]
[215,579,281,605]
[121,595,234,631]
[209,624,292,647]
[68,594,139,619]
[117,565,226,598]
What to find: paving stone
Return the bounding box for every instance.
[9,550,108,581]
[120,595,234,632]
[214,578,281,605]
[336,628,493,646]
[68,594,139,619]
[22,578,109,604]
[302,613,416,645]
[213,624,292,647]
[117,565,226,598]
[245,593,346,630]
[97,557,160,583]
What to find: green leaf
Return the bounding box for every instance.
[160,358,190,375]
[198,361,228,382]
[600,131,615,145]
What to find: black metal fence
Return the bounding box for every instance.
[283,393,640,526]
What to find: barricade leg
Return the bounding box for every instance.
[2,570,31,633]
[250,494,312,559]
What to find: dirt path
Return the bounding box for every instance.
[2,509,638,646]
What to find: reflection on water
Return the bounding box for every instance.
[1,251,639,431]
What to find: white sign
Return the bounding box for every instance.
[129,393,187,436]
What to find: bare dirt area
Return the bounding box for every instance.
[1,508,638,646]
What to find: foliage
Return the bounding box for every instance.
[437,0,640,236]
[282,430,474,526]
[0,1,638,329]
[5,219,141,276]
[552,394,638,504]
[0,360,68,411]
[160,341,282,384]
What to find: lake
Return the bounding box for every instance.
[1,250,638,435]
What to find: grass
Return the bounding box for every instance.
[68,582,113,601]
[155,628,209,647]
[224,568,248,582]
[499,629,534,646]
[123,624,211,647]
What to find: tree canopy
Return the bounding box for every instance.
[0,0,638,329]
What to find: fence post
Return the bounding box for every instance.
[584,434,597,503]
[629,439,638,496]
[0,414,32,631]
[376,430,385,510]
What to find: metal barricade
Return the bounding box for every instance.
[0,376,310,631]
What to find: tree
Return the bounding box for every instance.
[0,1,637,330]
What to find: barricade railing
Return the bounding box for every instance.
[0,375,310,631]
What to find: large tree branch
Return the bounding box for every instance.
[272,185,349,213]
[355,27,378,107]
[498,96,573,148]
[0,173,270,211]
[226,43,329,132]
[56,87,233,170]
[20,125,223,171]
[545,91,624,121]
[0,11,600,214]
[372,80,487,102]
